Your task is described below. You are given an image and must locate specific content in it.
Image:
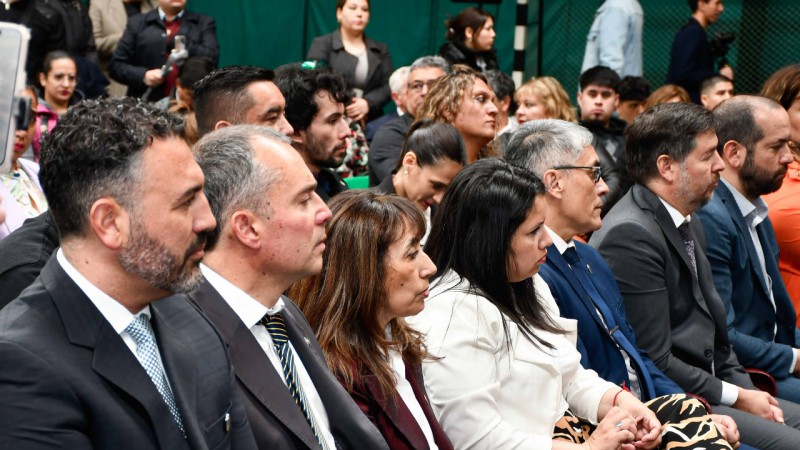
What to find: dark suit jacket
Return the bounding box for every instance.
[697,182,800,377]
[186,280,389,450]
[666,18,716,104]
[0,257,256,449]
[365,111,399,143]
[307,30,393,122]
[109,8,219,100]
[367,114,414,187]
[0,211,59,310]
[589,184,754,404]
[540,242,683,400]
[349,362,453,450]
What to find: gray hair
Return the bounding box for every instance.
[193,125,290,248]
[408,55,450,83]
[504,119,593,177]
[389,66,410,94]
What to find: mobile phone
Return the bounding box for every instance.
[0,23,30,175]
[174,35,186,53]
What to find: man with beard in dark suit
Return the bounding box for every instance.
[0,97,255,449]
[187,124,389,450]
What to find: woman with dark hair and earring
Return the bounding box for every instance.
[406,159,734,450]
[34,51,82,161]
[307,0,393,123]
[439,7,498,73]
[373,119,466,240]
[291,190,453,450]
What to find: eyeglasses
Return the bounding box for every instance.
[408,79,439,93]
[552,165,602,183]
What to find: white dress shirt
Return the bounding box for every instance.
[657,197,739,406]
[200,264,336,448]
[388,348,439,450]
[56,249,173,391]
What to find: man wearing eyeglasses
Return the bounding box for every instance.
[578,65,630,216]
[367,55,449,186]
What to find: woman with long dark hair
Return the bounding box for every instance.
[408,159,667,449]
[292,191,453,450]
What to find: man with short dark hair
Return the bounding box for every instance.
[667,0,733,104]
[194,65,293,137]
[274,64,353,202]
[617,75,650,125]
[697,96,800,402]
[0,98,255,449]
[591,101,800,450]
[485,69,517,137]
[701,75,735,110]
[578,65,629,215]
[188,125,389,450]
[368,55,449,186]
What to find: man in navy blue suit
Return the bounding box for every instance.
[697,96,800,403]
[505,118,746,449]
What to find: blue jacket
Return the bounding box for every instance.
[539,241,683,400]
[697,181,800,378]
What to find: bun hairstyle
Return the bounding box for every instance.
[445,7,493,43]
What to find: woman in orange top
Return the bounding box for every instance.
[762,64,800,327]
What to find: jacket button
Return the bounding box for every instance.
[704,349,713,358]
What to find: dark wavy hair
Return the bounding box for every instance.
[290,191,428,399]
[39,97,185,238]
[425,158,562,347]
[274,63,352,133]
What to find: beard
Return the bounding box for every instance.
[740,151,786,198]
[305,130,345,169]
[676,164,718,213]
[118,215,208,294]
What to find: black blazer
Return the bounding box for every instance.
[186,280,390,450]
[0,211,59,309]
[307,30,393,122]
[590,184,754,404]
[109,8,219,100]
[0,257,256,449]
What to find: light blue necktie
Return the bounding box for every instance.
[125,314,185,435]
[261,312,332,450]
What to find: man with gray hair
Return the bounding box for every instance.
[506,119,744,448]
[368,55,449,186]
[365,66,410,143]
[186,125,389,450]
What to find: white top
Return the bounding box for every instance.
[56,249,172,391]
[389,348,439,450]
[657,196,740,406]
[407,271,616,450]
[200,264,337,449]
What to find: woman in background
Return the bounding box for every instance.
[439,7,498,72]
[761,64,800,327]
[1,87,47,240]
[515,76,577,124]
[307,0,393,123]
[34,51,81,160]
[292,191,453,450]
[642,84,690,110]
[373,119,465,240]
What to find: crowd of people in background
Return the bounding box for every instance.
[1,0,800,449]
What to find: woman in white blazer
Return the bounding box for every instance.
[407,159,663,450]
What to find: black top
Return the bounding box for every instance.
[367,114,414,187]
[581,117,630,216]
[315,168,349,203]
[438,40,499,72]
[666,18,717,104]
[0,211,59,310]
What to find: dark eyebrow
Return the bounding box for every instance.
[176,185,203,205]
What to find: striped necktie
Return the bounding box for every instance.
[260,312,331,450]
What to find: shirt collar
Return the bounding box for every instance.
[720,177,769,227]
[158,7,185,22]
[658,196,691,228]
[545,225,575,255]
[56,248,151,334]
[200,264,284,328]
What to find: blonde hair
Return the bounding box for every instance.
[515,76,576,122]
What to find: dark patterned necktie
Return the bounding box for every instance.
[260,312,331,450]
[678,221,698,279]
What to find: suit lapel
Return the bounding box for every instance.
[43,259,189,450]
[189,281,320,449]
[545,246,610,333]
[362,371,429,450]
[716,183,771,296]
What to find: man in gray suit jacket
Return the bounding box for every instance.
[187,125,389,449]
[591,102,800,449]
[0,98,255,449]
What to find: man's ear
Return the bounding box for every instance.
[214,120,231,131]
[721,140,743,168]
[542,169,563,198]
[229,210,262,250]
[88,198,129,250]
[656,154,678,183]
